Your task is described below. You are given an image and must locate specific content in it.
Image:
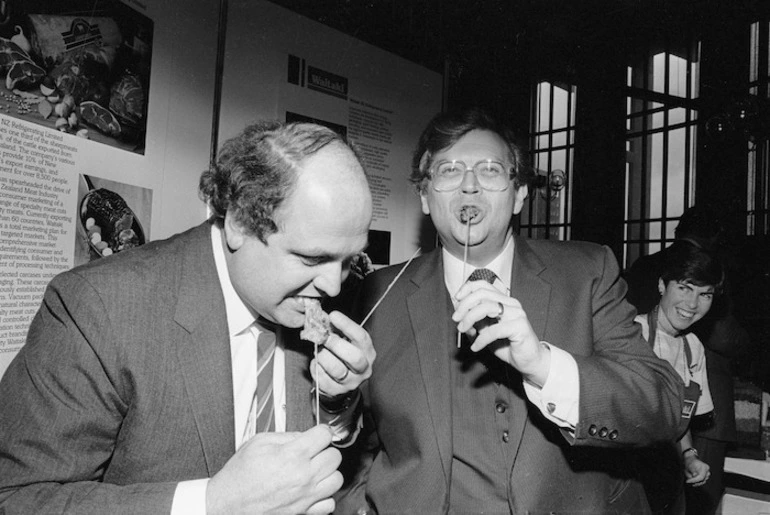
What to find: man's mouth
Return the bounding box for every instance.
[459,205,481,223]
[675,308,695,319]
[294,295,321,313]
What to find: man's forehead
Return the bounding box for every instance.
[438,130,509,158]
[288,239,368,259]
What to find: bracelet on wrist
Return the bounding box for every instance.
[682,447,698,458]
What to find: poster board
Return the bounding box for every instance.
[219,0,442,267]
[0,0,218,377]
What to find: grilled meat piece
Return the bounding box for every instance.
[84,188,134,241]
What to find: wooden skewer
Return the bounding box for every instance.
[314,247,420,426]
[458,212,472,347]
[314,340,320,425]
[360,247,421,326]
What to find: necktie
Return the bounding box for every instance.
[466,268,500,336]
[243,324,276,442]
[468,268,498,285]
[464,267,508,377]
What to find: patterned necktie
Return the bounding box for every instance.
[243,323,276,442]
[468,268,498,285]
[466,268,500,338]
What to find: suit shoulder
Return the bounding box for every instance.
[50,222,210,299]
[525,238,613,264]
[366,252,432,281]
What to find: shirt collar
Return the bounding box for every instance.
[211,223,257,337]
[442,235,514,298]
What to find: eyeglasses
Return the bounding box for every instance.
[428,159,514,192]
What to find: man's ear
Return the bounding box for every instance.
[223,212,246,251]
[513,185,529,215]
[658,278,665,296]
[419,187,431,215]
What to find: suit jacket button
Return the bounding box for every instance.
[502,430,510,443]
[609,430,618,440]
[599,427,609,438]
[496,402,507,413]
[588,424,598,436]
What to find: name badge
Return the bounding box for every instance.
[681,398,696,419]
[681,380,701,419]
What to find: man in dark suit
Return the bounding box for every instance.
[624,205,753,515]
[337,108,685,514]
[0,121,376,514]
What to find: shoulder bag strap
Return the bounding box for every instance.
[646,309,657,347]
[682,334,693,374]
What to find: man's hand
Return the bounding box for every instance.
[206,425,342,515]
[453,280,551,387]
[310,311,376,397]
[684,454,711,487]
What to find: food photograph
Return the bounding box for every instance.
[0,0,152,154]
[73,173,151,266]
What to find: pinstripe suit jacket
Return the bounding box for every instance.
[337,236,685,515]
[0,221,317,514]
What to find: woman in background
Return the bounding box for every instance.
[636,239,723,514]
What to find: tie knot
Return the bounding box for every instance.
[468,268,498,284]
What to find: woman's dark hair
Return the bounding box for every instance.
[409,107,536,192]
[660,240,725,294]
[199,120,349,243]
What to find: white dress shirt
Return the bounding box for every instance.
[441,235,580,430]
[171,224,359,514]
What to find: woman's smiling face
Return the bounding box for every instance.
[657,278,715,335]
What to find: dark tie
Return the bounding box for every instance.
[243,324,276,442]
[468,268,498,285]
[466,268,500,339]
[463,268,511,381]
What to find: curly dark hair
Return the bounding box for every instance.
[199,120,349,243]
[409,107,536,193]
[660,240,725,295]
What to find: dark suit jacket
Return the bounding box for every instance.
[338,237,684,515]
[0,221,317,514]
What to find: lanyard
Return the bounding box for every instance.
[647,308,693,378]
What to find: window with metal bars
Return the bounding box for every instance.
[748,20,770,235]
[521,81,575,240]
[624,41,701,269]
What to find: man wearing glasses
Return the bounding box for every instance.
[337,108,685,514]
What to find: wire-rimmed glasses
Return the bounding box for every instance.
[429,159,514,192]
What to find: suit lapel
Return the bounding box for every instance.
[174,222,235,476]
[508,235,551,460]
[407,250,454,481]
[512,236,550,339]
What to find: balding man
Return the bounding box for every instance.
[0,121,375,515]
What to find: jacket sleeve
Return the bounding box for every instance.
[570,246,686,447]
[0,274,177,514]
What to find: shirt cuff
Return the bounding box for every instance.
[523,342,580,429]
[171,478,209,515]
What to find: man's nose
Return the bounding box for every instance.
[460,168,481,192]
[313,262,344,298]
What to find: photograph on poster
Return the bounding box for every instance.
[0,0,152,154]
[74,173,151,267]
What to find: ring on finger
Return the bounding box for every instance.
[496,301,505,318]
[338,368,350,382]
